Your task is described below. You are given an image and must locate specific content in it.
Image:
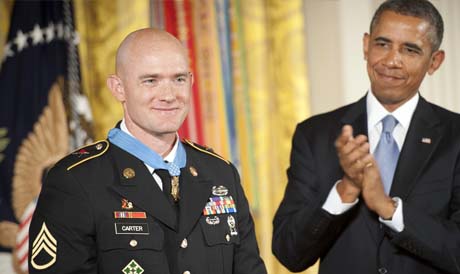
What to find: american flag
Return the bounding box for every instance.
[15,200,37,272]
[0,1,92,273]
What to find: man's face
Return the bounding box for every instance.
[118,42,192,138]
[364,11,444,111]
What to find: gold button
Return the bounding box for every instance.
[129,239,138,247]
[96,143,103,150]
[183,271,191,274]
[180,238,188,248]
[226,234,230,242]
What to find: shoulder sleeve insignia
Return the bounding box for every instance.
[66,140,109,170]
[183,139,230,164]
[31,222,57,270]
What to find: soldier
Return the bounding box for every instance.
[29,28,267,274]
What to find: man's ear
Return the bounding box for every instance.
[427,50,445,75]
[107,75,125,102]
[363,33,370,61]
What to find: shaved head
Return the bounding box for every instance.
[107,28,193,151]
[115,28,188,76]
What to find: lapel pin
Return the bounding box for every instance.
[189,166,198,177]
[421,138,432,144]
[123,168,135,179]
[95,143,103,150]
[121,198,133,210]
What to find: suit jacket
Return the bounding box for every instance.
[272,96,460,274]
[29,139,266,274]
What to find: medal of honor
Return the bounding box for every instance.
[171,176,180,202]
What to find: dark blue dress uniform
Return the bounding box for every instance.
[29,139,267,274]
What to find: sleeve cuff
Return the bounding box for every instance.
[379,197,404,232]
[322,180,359,215]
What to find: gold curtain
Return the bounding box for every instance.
[74,0,150,139]
[237,0,317,273]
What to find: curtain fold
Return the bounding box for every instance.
[74,0,150,139]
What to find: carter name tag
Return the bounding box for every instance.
[115,223,150,235]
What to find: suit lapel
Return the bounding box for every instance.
[178,148,212,238]
[108,144,178,230]
[390,97,443,198]
[340,96,368,137]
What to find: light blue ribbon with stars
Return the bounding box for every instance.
[108,128,186,176]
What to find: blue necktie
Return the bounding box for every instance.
[374,115,400,194]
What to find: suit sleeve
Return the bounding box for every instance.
[231,164,267,274]
[272,124,355,272]
[387,147,460,273]
[29,165,96,274]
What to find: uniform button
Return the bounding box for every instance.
[226,234,230,242]
[378,267,387,274]
[180,238,188,248]
[183,271,191,274]
[129,239,138,247]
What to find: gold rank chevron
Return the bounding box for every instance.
[31,222,57,270]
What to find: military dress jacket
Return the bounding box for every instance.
[29,139,266,274]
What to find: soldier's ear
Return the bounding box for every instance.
[107,75,126,102]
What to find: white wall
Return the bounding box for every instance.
[305,0,460,115]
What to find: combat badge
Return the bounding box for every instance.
[122,259,144,274]
[31,222,57,270]
[227,215,238,236]
[206,216,220,225]
[212,185,228,196]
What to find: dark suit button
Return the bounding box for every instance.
[378,267,388,274]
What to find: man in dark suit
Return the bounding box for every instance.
[29,28,266,274]
[273,0,460,273]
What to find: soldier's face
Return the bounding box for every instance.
[118,43,192,138]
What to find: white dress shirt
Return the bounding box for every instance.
[322,91,419,232]
[120,120,179,190]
